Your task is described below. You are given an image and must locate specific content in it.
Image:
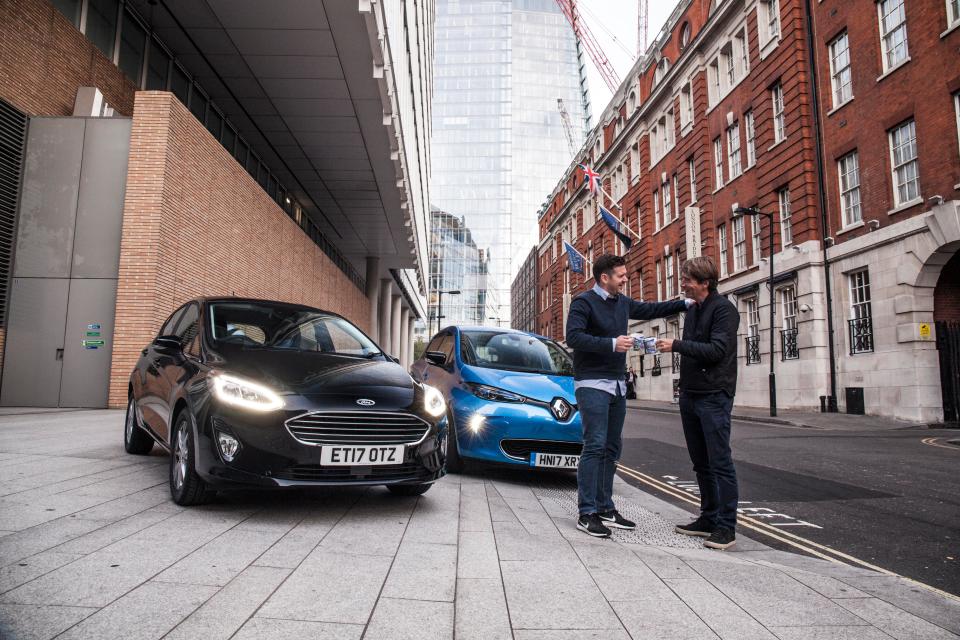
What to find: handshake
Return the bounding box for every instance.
[615,334,673,353]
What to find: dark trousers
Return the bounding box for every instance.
[679,391,738,530]
[575,386,626,515]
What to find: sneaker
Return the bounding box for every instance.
[577,513,612,538]
[675,518,714,538]
[704,527,736,550]
[598,509,636,530]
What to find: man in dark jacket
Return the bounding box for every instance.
[657,256,740,550]
[567,254,689,538]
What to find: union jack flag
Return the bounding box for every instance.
[579,164,601,194]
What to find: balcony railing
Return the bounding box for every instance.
[780,328,799,360]
[848,317,874,354]
[672,352,681,372]
[745,335,760,364]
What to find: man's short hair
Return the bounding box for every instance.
[681,256,719,291]
[593,253,626,283]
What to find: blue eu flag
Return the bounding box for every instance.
[563,241,586,275]
[599,206,633,251]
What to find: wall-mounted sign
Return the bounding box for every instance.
[919,323,931,340]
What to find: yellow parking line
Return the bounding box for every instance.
[921,437,960,452]
[616,462,960,604]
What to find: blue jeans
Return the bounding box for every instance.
[575,387,626,515]
[679,391,738,530]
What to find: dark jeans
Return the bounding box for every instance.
[575,386,626,515]
[679,391,738,530]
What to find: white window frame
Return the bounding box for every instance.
[838,151,862,227]
[653,189,661,231]
[672,174,680,218]
[759,0,781,51]
[747,298,760,338]
[955,93,960,159]
[849,269,872,321]
[714,137,724,189]
[663,178,672,222]
[888,119,920,207]
[680,82,694,130]
[733,216,746,271]
[772,83,786,143]
[829,32,853,108]
[708,60,721,106]
[727,121,742,179]
[781,286,798,331]
[878,0,909,72]
[950,0,960,29]
[778,187,792,246]
[689,157,698,203]
[665,253,675,299]
[745,110,756,167]
[718,223,729,278]
[656,260,664,301]
[630,141,640,183]
[751,212,762,265]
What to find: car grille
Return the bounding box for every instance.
[274,462,430,482]
[285,411,429,446]
[500,439,583,460]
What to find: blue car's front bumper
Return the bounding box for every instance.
[450,387,582,466]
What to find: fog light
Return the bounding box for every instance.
[468,415,484,434]
[217,432,240,461]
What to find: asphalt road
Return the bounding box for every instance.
[616,407,960,597]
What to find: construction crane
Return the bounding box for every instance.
[557,98,577,155]
[554,0,621,93]
[637,0,648,54]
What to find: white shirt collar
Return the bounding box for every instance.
[592,284,613,300]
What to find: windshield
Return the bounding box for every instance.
[208,302,381,357]
[460,331,573,376]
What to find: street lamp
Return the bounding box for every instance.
[435,289,461,335]
[733,206,777,417]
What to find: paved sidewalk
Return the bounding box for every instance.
[627,399,940,431]
[0,410,958,639]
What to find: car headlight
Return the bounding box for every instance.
[211,373,284,412]
[423,384,447,418]
[464,383,525,403]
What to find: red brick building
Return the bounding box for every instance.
[529,0,960,422]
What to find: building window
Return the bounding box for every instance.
[653,189,661,231]
[708,60,721,106]
[689,157,698,203]
[672,174,680,217]
[838,151,862,226]
[751,213,762,265]
[950,0,960,28]
[889,119,919,206]
[780,286,799,360]
[778,187,792,246]
[736,30,749,78]
[829,32,853,107]
[760,0,781,48]
[718,223,728,278]
[772,82,786,143]
[727,121,742,179]
[733,216,746,271]
[86,0,120,59]
[680,83,694,129]
[721,43,735,88]
[848,269,874,354]
[53,0,82,25]
[145,38,171,90]
[746,298,761,364]
[118,10,147,84]
[665,253,675,298]
[745,110,756,167]
[656,260,663,301]
[663,178,672,221]
[713,137,724,189]
[878,0,909,71]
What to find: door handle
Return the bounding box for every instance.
[55,348,64,361]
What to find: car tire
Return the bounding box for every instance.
[124,397,154,455]
[169,410,213,506]
[444,410,464,474]
[386,483,432,496]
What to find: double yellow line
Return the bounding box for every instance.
[616,462,960,604]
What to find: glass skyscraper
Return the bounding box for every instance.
[429,0,590,330]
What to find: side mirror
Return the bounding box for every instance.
[390,355,400,364]
[424,351,447,367]
[154,334,183,350]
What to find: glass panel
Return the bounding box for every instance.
[52,0,82,25]
[234,139,248,165]
[145,39,170,90]
[206,107,223,138]
[221,125,236,155]
[170,64,190,104]
[118,10,147,84]
[189,86,207,122]
[86,0,119,59]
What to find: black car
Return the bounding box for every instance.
[124,297,447,505]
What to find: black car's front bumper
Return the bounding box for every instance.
[192,403,446,488]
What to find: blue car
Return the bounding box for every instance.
[410,326,581,472]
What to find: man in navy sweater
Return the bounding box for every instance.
[566,254,689,537]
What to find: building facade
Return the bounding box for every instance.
[510,246,538,333]
[428,208,489,332]
[429,0,590,331]
[529,0,960,423]
[0,0,434,408]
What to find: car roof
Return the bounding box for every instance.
[443,326,551,341]
[197,297,341,317]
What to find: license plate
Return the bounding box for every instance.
[530,452,580,469]
[320,444,404,466]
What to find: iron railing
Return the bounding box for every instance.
[848,317,874,354]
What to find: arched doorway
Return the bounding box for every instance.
[934,249,960,423]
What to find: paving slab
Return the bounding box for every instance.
[232,618,363,640]
[382,540,457,602]
[455,578,512,640]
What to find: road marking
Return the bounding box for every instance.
[616,462,960,604]
[921,437,960,452]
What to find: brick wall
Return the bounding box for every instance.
[0,0,137,117]
[107,92,370,408]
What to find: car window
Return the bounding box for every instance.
[174,303,199,342]
[424,335,443,354]
[460,330,573,376]
[159,305,187,337]
[437,334,455,362]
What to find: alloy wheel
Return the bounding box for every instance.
[173,427,188,490]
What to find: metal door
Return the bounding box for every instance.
[58,279,117,407]
[0,278,68,406]
[936,321,960,424]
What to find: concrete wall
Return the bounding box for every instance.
[107,92,370,408]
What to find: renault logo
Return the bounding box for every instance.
[550,397,572,421]
[356,398,376,406]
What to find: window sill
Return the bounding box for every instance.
[680,121,693,137]
[887,197,923,216]
[941,21,960,39]
[759,36,780,61]
[836,220,864,236]
[876,57,911,83]
[767,138,786,152]
[826,97,854,117]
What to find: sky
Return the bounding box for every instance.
[576,0,682,125]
